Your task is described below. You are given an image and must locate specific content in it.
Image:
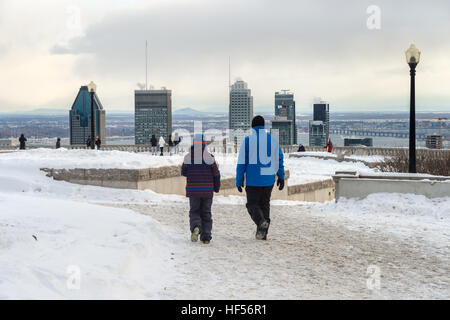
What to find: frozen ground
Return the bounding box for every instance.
[0,148,378,185]
[112,194,450,299]
[0,149,449,299]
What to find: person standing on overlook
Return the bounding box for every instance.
[168,134,174,155]
[95,136,101,150]
[159,136,166,156]
[174,133,181,154]
[326,139,333,153]
[86,136,92,149]
[19,134,27,150]
[150,134,158,155]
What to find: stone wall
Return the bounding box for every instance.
[41,166,332,202]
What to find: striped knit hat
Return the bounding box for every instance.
[193,133,206,144]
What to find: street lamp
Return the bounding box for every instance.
[405,44,421,173]
[87,81,97,150]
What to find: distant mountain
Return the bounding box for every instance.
[27,109,67,115]
[173,107,206,115]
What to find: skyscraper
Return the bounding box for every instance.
[309,100,330,146]
[313,100,330,137]
[309,121,327,147]
[135,88,172,145]
[271,118,293,146]
[229,80,253,144]
[274,91,297,144]
[69,85,106,145]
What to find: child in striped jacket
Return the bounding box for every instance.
[181,134,220,244]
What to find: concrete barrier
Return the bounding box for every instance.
[288,179,335,202]
[332,171,450,200]
[41,166,333,202]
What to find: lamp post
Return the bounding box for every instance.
[405,44,421,173]
[87,81,97,150]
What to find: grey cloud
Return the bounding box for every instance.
[54,0,450,70]
[47,0,450,109]
[50,43,73,55]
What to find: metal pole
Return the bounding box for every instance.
[90,91,95,149]
[409,63,417,173]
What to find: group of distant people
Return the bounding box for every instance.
[17,133,333,155]
[16,134,101,150]
[19,134,61,150]
[296,138,333,153]
[150,133,182,156]
[86,136,102,150]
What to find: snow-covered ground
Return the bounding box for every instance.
[0,148,378,185]
[291,151,385,163]
[0,194,178,299]
[1,149,449,299]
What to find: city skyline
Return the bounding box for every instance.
[0,0,450,113]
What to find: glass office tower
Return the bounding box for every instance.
[69,85,106,145]
[275,91,297,144]
[135,88,172,145]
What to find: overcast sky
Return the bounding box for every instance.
[0,0,449,113]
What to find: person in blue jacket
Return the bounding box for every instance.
[236,115,285,240]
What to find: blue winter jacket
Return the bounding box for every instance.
[236,126,285,187]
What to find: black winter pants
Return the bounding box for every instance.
[189,197,213,241]
[245,185,274,228]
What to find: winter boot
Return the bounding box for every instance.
[191,227,200,242]
[256,220,269,240]
[202,240,210,244]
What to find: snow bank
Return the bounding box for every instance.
[0,194,178,299]
[0,148,185,170]
[285,157,374,184]
[322,193,450,221]
[302,193,450,248]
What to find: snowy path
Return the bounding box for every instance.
[108,198,449,299]
[1,149,448,299]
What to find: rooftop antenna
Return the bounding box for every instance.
[145,40,148,90]
[228,56,231,92]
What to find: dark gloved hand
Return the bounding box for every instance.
[237,186,243,193]
[277,178,285,191]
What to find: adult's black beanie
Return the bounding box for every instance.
[251,115,265,128]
